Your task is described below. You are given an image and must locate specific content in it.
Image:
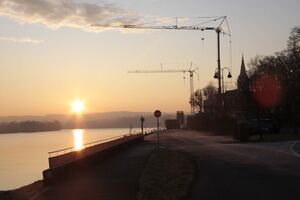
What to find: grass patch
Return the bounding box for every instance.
[137,148,196,200]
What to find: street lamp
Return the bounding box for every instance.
[214,67,232,93]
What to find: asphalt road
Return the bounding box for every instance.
[149,130,300,200]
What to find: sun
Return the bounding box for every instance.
[71,99,85,114]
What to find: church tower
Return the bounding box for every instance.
[237,54,249,91]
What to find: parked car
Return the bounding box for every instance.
[248,119,277,134]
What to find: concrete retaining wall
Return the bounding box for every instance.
[43,134,144,185]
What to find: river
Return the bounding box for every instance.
[0,128,147,190]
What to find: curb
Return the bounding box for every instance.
[290,141,300,158]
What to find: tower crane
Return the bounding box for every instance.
[128,63,199,115]
[92,16,231,103]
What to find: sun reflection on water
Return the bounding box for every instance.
[73,129,84,151]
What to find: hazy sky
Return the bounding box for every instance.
[0,0,299,116]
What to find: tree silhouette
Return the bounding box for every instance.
[190,89,204,113]
[246,26,300,133]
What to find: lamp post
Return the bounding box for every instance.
[216,29,222,97]
[214,67,232,94]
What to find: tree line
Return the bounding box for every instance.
[246,26,300,131]
[189,26,300,134]
[0,120,62,133]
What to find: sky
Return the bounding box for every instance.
[0,0,299,116]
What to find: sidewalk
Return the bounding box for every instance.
[12,138,156,200]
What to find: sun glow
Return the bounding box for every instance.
[73,129,84,151]
[71,99,85,114]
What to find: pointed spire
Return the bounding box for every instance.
[237,53,249,91]
[240,53,247,77]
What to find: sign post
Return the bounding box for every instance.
[140,115,145,134]
[154,110,161,148]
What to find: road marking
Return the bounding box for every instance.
[290,141,300,158]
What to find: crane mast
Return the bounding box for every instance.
[128,63,199,115]
[92,16,231,107]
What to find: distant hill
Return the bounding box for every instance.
[0,111,178,129]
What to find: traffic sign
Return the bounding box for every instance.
[154,110,161,118]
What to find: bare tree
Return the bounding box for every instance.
[190,89,204,113]
[203,82,218,101]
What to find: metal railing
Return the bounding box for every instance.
[47,128,162,158]
[48,135,126,157]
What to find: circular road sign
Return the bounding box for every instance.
[154,110,161,118]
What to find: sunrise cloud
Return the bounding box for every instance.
[0,36,44,44]
[0,0,140,32]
